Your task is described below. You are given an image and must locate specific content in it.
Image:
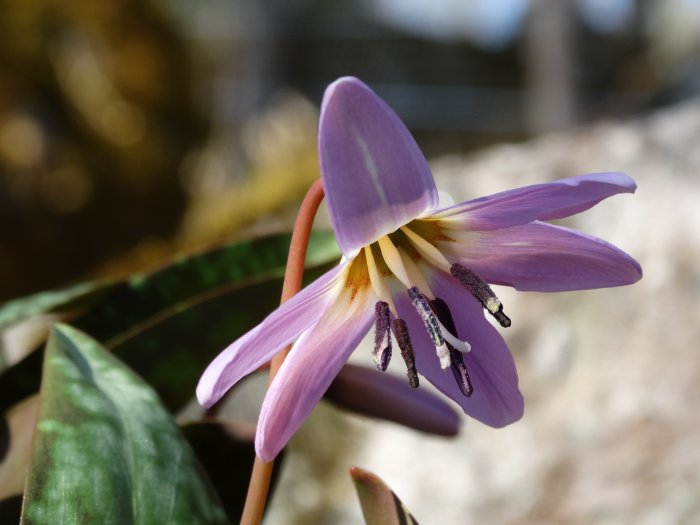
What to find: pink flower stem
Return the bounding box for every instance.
[240,178,325,525]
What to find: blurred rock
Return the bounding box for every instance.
[268,96,700,524]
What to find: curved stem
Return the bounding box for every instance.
[240,178,325,525]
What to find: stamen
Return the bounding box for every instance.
[400,226,451,272]
[391,318,419,388]
[397,247,434,300]
[364,245,397,315]
[450,263,512,328]
[377,236,411,288]
[407,287,451,369]
[373,301,392,371]
[430,298,474,396]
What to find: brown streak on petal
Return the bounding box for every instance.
[344,250,371,302]
[413,219,456,243]
[431,225,456,243]
[369,243,393,277]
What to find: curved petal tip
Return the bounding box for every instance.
[319,77,438,256]
[326,363,461,436]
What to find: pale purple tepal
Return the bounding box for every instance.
[197,77,642,461]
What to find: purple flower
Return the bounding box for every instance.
[196,77,642,461]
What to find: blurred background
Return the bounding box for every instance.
[2,0,700,523]
[4,0,700,301]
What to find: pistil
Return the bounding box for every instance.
[430,298,473,396]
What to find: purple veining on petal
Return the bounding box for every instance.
[435,172,636,230]
[319,77,438,257]
[393,270,524,428]
[255,288,374,461]
[442,221,643,292]
[196,262,348,408]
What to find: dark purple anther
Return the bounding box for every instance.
[391,318,419,388]
[373,301,392,371]
[450,263,511,328]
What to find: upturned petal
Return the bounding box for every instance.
[196,262,348,408]
[393,270,524,427]
[442,221,643,292]
[325,363,460,436]
[434,172,636,230]
[255,287,374,461]
[319,77,438,257]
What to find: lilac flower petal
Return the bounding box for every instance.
[255,287,374,461]
[393,270,524,428]
[319,77,438,257]
[435,172,636,230]
[196,262,348,408]
[442,221,643,292]
[325,363,460,436]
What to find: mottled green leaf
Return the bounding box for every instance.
[0,232,339,413]
[0,281,111,372]
[79,232,338,411]
[0,282,112,331]
[75,231,338,346]
[108,264,331,411]
[351,466,419,525]
[22,324,228,525]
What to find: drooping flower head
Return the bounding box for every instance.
[197,77,642,461]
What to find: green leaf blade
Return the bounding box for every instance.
[0,282,112,331]
[1,231,340,413]
[75,231,339,345]
[22,324,227,525]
